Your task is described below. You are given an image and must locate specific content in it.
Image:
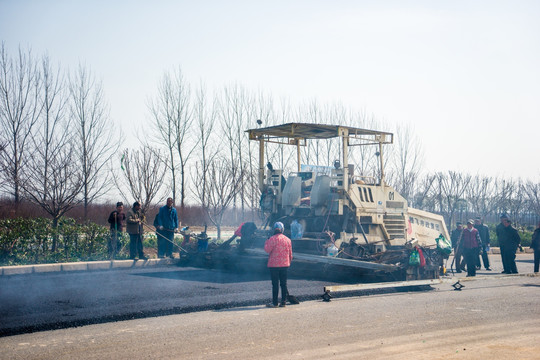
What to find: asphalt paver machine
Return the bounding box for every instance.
[246,123,450,280]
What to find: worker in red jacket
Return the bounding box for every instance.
[460,219,481,277]
[264,222,293,308]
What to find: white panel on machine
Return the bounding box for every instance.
[282,176,302,207]
[311,175,331,207]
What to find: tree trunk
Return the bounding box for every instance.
[52,216,59,252]
[180,165,186,211]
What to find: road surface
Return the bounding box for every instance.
[0,251,536,335]
[1,272,539,359]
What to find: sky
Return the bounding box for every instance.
[1,0,539,180]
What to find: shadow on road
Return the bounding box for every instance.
[215,306,271,312]
[521,283,540,287]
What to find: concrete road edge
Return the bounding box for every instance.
[0,258,179,276]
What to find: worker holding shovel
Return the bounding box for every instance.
[107,202,126,259]
[154,197,179,258]
[127,202,147,260]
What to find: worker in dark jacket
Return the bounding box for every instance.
[451,222,465,272]
[238,222,258,251]
[496,214,507,272]
[474,216,491,270]
[496,215,520,274]
[461,219,481,277]
[530,221,540,273]
[107,202,126,259]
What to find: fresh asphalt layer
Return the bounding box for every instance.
[0,259,370,336]
[0,251,536,337]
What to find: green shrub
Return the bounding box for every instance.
[0,218,39,265]
[0,217,142,265]
[143,233,157,248]
[520,231,532,247]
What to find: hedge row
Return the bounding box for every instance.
[0,217,155,266]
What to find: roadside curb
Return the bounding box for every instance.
[444,272,540,281]
[0,258,179,276]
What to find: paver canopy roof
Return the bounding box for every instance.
[246,122,393,143]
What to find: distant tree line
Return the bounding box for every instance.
[1,44,539,238]
[395,172,540,230]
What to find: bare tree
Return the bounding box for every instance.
[24,143,83,229]
[0,44,40,204]
[264,97,295,176]
[69,64,116,219]
[192,82,219,210]
[506,179,526,227]
[410,173,437,210]
[466,175,496,218]
[116,146,168,215]
[347,111,381,179]
[389,124,424,201]
[324,103,347,166]
[433,171,472,225]
[148,68,194,209]
[492,178,515,217]
[523,180,540,223]
[302,99,324,166]
[219,84,252,222]
[21,55,84,250]
[193,157,245,239]
[22,54,69,213]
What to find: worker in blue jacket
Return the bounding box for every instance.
[155,197,179,258]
